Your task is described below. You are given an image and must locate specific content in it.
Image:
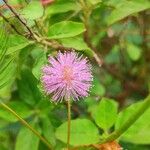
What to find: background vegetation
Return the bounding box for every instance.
[0,0,150,150]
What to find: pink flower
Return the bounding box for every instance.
[41,52,93,102]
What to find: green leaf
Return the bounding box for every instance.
[46,1,78,15]
[40,115,56,147]
[107,0,150,25]
[0,145,7,150]
[55,119,99,146]
[48,21,86,39]
[32,51,47,80]
[17,68,41,106]
[15,121,41,150]
[88,0,102,5]
[0,28,8,66]
[22,1,44,20]
[126,43,142,61]
[105,45,120,64]
[0,101,32,122]
[105,0,126,6]
[0,28,8,58]
[91,78,105,96]
[60,36,93,55]
[0,57,16,92]
[115,101,150,144]
[0,48,13,97]
[7,35,32,55]
[60,37,89,50]
[8,0,19,5]
[92,97,118,130]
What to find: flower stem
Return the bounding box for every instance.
[0,101,52,150]
[67,100,71,150]
[100,94,150,144]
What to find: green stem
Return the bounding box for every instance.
[100,95,150,144]
[0,101,52,150]
[67,100,71,150]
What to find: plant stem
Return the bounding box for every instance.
[79,0,103,67]
[0,12,22,35]
[0,101,52,150]
[67,100,71,150]
[2,0,35,38]
[100,94,150,144]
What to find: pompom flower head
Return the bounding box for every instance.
[41,52,93,102]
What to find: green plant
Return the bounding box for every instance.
[0,0,150,150]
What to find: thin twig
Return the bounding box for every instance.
[80,0,103,67]
[0,12,22,35]
[2,0,34,38]
[41,39,73,51]
[1,1,70,51]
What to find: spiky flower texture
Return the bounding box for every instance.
[41,52,93,102]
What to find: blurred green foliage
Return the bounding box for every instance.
[0,0,150,149]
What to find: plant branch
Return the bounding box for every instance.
[41,39,72,51]
[79,1,127,81]
[2,0,125,81]
[2,0,35,38]
[1,0,108,74]
[79,0,103,67]
[1,0,125,82]
[0,1,72,51]
[0,12,22,35]
[100,94,150,144]
[0,101,53,150]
